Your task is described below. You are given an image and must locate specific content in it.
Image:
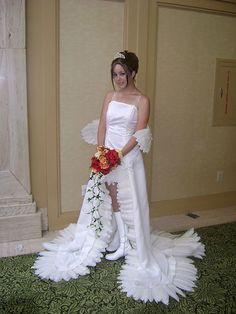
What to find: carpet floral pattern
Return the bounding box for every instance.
[0,222,235,313]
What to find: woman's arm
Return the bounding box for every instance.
[121,95,150,156]
[97,92,113,146]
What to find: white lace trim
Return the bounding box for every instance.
[81,119,99,145]
[133,127,152,153]
[81,120,152,153]
[32,181,112,282]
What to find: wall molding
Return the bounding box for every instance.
[157,0,236,16]
[150,191,236,217]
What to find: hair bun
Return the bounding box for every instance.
[114,50,139,74]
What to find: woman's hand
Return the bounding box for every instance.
[115,149,123,159]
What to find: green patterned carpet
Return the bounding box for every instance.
[0,222,236,314]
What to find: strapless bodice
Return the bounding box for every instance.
[106,101,137,136]
[105,101,138,151]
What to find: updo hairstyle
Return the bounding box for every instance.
[111,50,139,88]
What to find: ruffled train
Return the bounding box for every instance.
[33,118,205,304]
[33,159,205,304]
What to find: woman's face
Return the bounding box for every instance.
[112,64,130,90]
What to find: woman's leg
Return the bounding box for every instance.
[106,183,119,211]
[105,183,120,251]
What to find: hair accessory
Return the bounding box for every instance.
[113,52,125,60]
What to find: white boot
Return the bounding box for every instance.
[106,229,119,252]
[106,212,119,252]
[105,211,131,260]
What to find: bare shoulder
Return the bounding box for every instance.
[101,91,115,113]
[138,94,150,110]
[104,90,115,103]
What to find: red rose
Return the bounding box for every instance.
[105,149,120,167]
[90,156,102,172]
[100,167,110,175]
[90,147,121,175]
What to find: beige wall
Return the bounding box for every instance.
[26,0,52,210]
[59,0,124,212]
[152,7,236,202]
[26,0,236,230]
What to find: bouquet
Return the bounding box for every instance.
[87,146,122,236]
[90,146,122,175]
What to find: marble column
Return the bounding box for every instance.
[0,0,41,245]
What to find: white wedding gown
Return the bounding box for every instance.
[33,100,205,304]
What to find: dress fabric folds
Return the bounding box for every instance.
[33,100,205,304]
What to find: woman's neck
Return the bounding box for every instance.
[117,85,139,95]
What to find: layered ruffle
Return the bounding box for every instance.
[33,175,113,282]
[133,127,152,153]
[81,119,99,145]
[33,160,205,303]
[112,159,205,304]
[33,120,205,305]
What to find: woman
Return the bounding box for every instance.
[33,51,205,304]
